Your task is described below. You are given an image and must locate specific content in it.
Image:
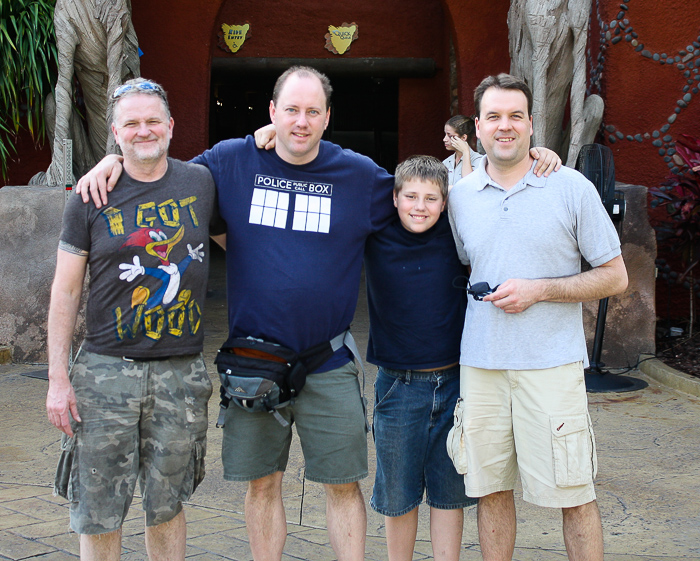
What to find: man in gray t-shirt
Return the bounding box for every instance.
[448,73,628,561]
[46,78,224,561]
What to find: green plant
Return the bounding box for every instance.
[0,0,57,181]
[650,134,700,335]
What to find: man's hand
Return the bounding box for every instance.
[254,124,276,150]
[75,154,125,208]
[530,147,562,177]
[484,256,628,313]
[46,375,81,437]
[119,256,145,282]
[483,278,542,313]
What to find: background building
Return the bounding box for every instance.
[5,0,699,188]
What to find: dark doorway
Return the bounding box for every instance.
[210,70,399,173]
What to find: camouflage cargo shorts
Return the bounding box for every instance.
[54,349,212,534]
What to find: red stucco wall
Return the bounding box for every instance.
[442,0,511,116]
[590,1,700,187]
[131,0,224,161]
[3,129,51,186]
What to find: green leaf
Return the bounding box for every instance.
[0,0,57,182]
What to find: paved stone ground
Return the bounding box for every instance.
[1,250,699,560]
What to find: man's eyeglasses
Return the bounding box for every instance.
[112,81,165,100]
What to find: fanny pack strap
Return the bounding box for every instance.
[216,329,367,429]
[329,330,369,432]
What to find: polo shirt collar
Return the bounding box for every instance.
[476,158,548,193]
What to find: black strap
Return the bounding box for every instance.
[216,330,367,429]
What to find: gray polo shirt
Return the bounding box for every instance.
[448,158,621,370]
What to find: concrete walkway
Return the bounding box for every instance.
[1,253,699,560]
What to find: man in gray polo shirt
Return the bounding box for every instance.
[448,73,628,561]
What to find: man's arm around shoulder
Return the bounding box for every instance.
[484,254,628,314]
[46,246,88,436]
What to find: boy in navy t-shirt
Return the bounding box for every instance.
[364,155,475,561]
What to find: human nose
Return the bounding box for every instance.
[414,197,427,210]
[136,121,151,136]
[497,117,511,130]
[296,112,309,127]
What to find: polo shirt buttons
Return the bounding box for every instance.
[500,199,510,219]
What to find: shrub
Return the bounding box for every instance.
[0,0,57,181]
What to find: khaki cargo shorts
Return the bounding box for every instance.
[54,350,212,534]
[457,362,597,508]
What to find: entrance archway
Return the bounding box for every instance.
[209,0,451,167]
[210,58,435,172]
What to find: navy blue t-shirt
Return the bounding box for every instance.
[364,213,467,370]
[192,136,395,371]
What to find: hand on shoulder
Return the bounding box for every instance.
[75,154,125,208]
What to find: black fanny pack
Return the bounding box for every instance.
[215,333,349,427]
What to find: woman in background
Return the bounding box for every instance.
[442,115,481,188]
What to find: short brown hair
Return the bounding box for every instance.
[272,66,333,110]
[394,155,448,200]
[474,73,533,119]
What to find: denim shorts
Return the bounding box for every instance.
[370,366,476,516]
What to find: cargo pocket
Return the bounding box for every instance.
[446,397,469,475]
[550,413,597,487]
[54,433,77,500]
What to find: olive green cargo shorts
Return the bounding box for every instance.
[54,350,212,534]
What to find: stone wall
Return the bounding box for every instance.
[583,183,657,368]
[0,183,657,368]
[0,186,85,363]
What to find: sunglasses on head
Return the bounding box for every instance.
[112,81,164,99]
